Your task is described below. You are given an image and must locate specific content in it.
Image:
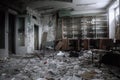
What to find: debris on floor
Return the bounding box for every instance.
[57,51,65,57]
[0,50,120,80]
[69,51,79,57]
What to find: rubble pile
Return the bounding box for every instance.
[0,50,120,80]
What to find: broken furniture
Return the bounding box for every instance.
[55,39,68,50]
[91,49,108,65]
[55,38,114,51]
[112,40,120,53]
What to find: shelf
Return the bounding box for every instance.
[60,14,108,39]
[96,20,107,22]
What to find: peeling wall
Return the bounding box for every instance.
[26,7,42,53]
[41,14,56,47]
[16,7,42,54]
[26,16,35,53]
[0,7,56,57]
[26,15,42,53]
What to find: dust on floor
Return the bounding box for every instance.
[0,50,120,80]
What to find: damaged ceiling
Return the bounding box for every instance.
[0,0,115,14]
[29,0,73,2]
[27,0,114,13]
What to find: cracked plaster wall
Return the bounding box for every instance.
[41,14,56,47]
[16,7,42,54]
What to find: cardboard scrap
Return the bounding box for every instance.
[80,70,97,79]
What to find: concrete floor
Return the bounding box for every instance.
[0,50,120,80]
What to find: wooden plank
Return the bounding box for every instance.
[115,27,120,39]
[55,39,69,50]
[99,39,102,49]
[62,39,68,50]
[55,41,63,50]
[84,39,89,50]
[78,40,80,51]
[41,32,47,49]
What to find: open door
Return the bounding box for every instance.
[34,25,39,50]
[8,13,16,54]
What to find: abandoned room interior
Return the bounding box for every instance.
[0,0,120,80]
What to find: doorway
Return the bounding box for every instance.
[34,25,39,50]
[0,11,5,49]
[8,13,16,54]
